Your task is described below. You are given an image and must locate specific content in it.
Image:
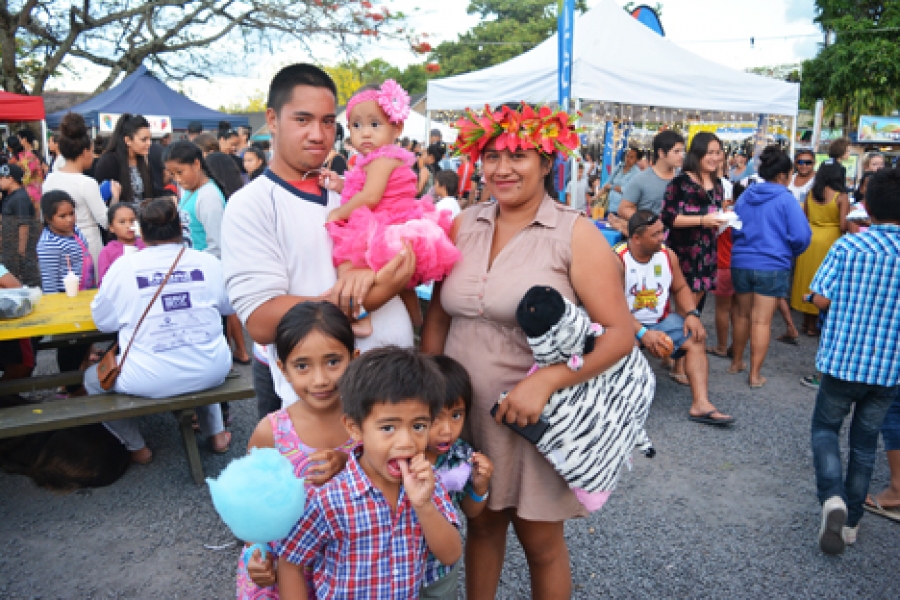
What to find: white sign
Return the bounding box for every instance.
[98,113,173,136]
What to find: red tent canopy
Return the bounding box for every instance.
[0,90,45,121]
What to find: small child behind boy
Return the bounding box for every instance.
[420,355,494,599]
[97,203,145,285]
[276,347,462,600]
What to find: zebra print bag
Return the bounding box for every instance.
[515,285,656,511]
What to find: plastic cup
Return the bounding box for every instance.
[64,272,80,297]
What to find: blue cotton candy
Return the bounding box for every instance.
[207,447,306,544]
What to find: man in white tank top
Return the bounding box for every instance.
[615,210,735,426]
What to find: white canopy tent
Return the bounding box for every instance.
[427,0,799,118]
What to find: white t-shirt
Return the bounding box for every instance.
[222,171,414,407]
[788,173,814,204]
[435,196,461,219]
[91,244,233,398]
[43,171,109,232]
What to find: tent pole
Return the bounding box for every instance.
[789,115,797,158]
[41,120,49,163]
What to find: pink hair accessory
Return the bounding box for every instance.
[347,79,410,124]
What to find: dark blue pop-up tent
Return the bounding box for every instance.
[46,65,248,130]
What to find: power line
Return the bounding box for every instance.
[672,26,900,45]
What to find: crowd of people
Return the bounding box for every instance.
[1,61,899,599]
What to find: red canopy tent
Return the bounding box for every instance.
[0,91,45,121]
[0,90,47,160]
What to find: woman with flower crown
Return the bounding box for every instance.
[422,104,639,599]
[321,80,460,336]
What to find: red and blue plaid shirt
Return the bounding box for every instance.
[276,449,460,599]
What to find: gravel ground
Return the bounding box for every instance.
[1,314,897,599]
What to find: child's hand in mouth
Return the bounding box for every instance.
[397,454,436,508]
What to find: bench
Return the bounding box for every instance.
[0,377,256,484]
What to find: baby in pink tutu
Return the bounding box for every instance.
[323,80,460,336]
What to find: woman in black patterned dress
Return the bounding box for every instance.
[660,132,729,382]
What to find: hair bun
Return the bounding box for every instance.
[759,145,783,167]
[59,112,88,140]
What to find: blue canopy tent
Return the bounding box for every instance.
[46,65,248,131]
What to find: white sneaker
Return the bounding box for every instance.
[819,496,848,555]
[842,525,858,545]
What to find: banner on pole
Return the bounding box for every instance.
[557,0,575,111]
[600,121,616,186]
[555,0,576,198]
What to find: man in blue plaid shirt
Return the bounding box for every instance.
[807,168,900,555]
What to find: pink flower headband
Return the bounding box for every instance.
[347,79,411,124]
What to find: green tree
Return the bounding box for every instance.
[428,0,588,77]
[345,58,437,95]
[800,0,900,127]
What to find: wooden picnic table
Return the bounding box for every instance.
[0,290,98,341]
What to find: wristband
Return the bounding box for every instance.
[468,487,489,503]
[686,309,701,319]
[636,326,648,341]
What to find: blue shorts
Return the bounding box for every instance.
[882,390,900,452]
[731,268,791,298]
[645,313,691,359]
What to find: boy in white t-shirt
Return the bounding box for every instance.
[433,170,461,219]
[221,64,416,409]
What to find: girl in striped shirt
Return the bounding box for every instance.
[36,190,93,293]
[35,190,94,396]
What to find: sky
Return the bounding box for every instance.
[49,0,821,110]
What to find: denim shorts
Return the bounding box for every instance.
[645,313,691,359]
[731,268,791,298]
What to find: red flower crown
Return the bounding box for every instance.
[451,103,582,163]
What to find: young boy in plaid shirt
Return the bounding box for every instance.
[276,347,462,599]
[808,167,900,555]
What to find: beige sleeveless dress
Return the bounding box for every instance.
[441,196,588,521]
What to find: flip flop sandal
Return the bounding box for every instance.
[706,347,729,358]
[750,377,768,389]
[669,372,690,386]
[776,334,800,346]
[864,495,900,522]
[689,411,735,426]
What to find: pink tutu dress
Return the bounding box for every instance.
[325,145,460,286]
[235,410,356,600]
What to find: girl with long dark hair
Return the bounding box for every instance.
[660,132,729,383]
[93,113,153,204]
[790,160,850,335]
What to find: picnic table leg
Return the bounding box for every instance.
[175,409,205,485]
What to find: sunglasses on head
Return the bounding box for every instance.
[796,160,813,165]
[630,213,660,236]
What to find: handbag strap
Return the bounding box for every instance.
[118,246,186,369]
